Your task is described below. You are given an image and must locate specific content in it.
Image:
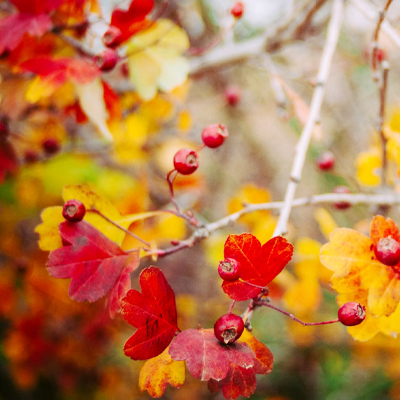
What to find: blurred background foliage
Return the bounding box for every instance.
[1,0,400,399]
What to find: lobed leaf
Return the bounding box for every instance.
[122,267,177,360]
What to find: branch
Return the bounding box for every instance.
[273,0,344,237]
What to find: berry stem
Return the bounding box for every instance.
[228,300,236,314]
[255,300,340,326]
[89,208,151,247]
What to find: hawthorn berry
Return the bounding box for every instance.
[338,302,366,326]
[173,148,199,175]
[225,86,241,106]
[231,2,244,18]
[374,236,400,266]
[201,124,229,148]
[332,186,351,210]
[42,138,61,155]
[103,26,123,48]
[316,151,335,171]
[218,258,240,281]
[214,313,244,344]
[24,150,39,163]
[63,200,86,222]
[95,49,118,72]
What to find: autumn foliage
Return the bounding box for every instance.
[3,0,400,399]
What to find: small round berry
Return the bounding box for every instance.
[225,86,241,106]
[42,138,60,155]
[374,236,400,266]
[103,26,123,48]
[173,148,199,175]
[332,186,351,210]
[338,302,366,326]
[218,258,240,281]
[63,200,86,222]
[214,313,244,344]
[94,49,118,72]
[231,2,244,18]
[316,151,335,171]
[201,124,229,148]
[24,150,39,163]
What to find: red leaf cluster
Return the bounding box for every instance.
[47,221,140,316]
[122,267,178,360]
[110,0,154,43]
[169,329,273,399]
[222,233,294,301]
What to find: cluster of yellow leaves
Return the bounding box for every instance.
[355,108,400,186]
[320,215,400,341]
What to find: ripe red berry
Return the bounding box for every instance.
[218,258,240,281]
[42,138,60,155]
[103,26,123,48]
[332,186,351,210]
[173,148,199,175]
[214,313,244,344]
[338,302,366,326]
[231,2,244,18]
[24,150,39,163]
[94,49,118,72]
[374,236,400,266]
[201,124,229,148]
[63,200,86,222]
[316,151,335,171]
[225,86,241,106]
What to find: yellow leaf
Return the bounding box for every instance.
[139,347,185,398]
[355,150,381,186]
[35,206,64,251]
[177,109,192,132]
[283,277,322,314]
[127,19,189,101]
[314,208,338,240]
[26,76,58,103]
[75,78,112,141]
[320,228,381,292]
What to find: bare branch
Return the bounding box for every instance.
[273,0,344,237]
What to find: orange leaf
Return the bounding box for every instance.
[370,215,400,245]
[139,347,185,398]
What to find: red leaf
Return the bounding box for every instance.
[47,221,140,303]
[20,57,100,86]
[0,13,52,54]
[222,234,293,301]
[122,267,178,360]
[208,364,256,400]
[10,0,63,14]
[110,0,154,43]
[169,329,255,381]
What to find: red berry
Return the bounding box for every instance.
[42,138,60,155]
[338,302,366,326]
[173,148,199,175]
[332,186,351,210]
[201,124,229,148]
[94,49,118,72]
[63,200,86,222]
[121,62,129,77]
[231,2,244,18]
[225,86,241,106]
[316,151,335,171]
[214,313,244,344]
[374,236,400,266]
[218,258,240,281]
[103,26,123,48]
[24,150,39,163]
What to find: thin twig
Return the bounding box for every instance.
[379,61,390,186]
[273,0,344,237]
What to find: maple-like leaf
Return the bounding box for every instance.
[10,0,63,15]
[207,330,273,399]
[47,220,140,303]
[122,267,178,360]
[110,0,154,43]
[139,347,185,398]
[169,329,255,381]
[222,234,294,301]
